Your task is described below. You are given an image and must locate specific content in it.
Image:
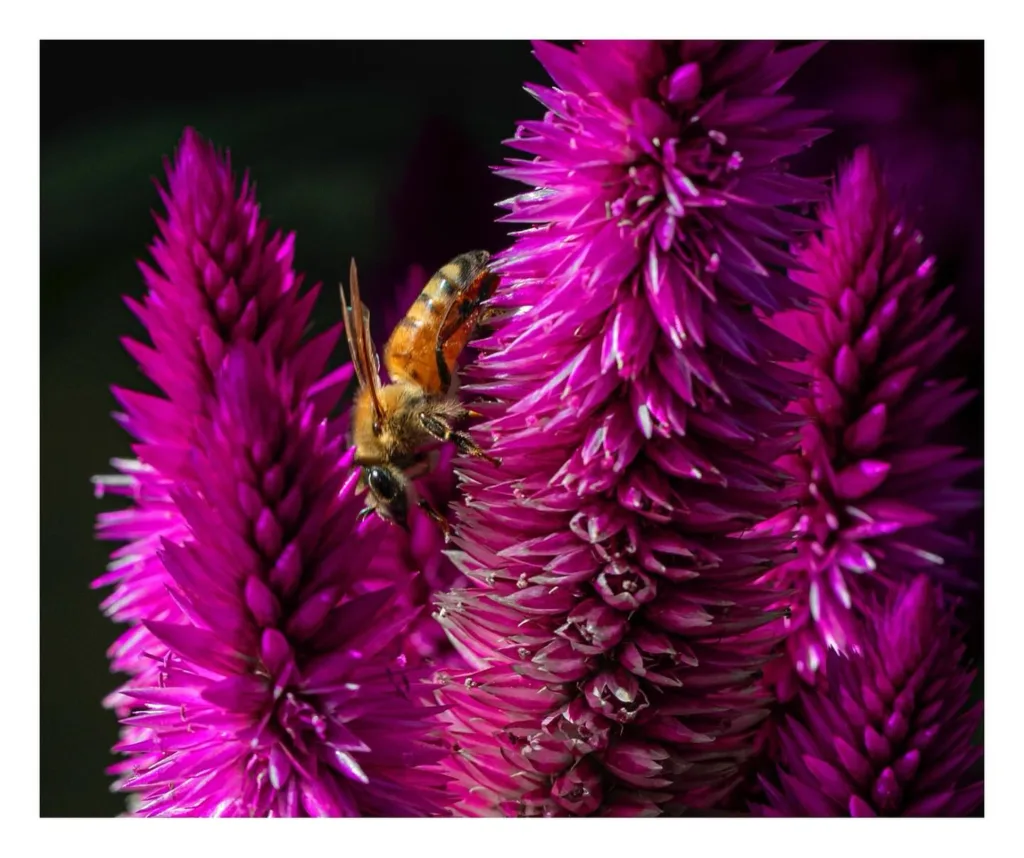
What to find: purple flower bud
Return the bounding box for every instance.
[583,669,650,724]
[557,599,628,654]
[664,61,702,104]
[544,698,612,755]
[550,758,604,815]
[603,740,672,789]
[594,560,657,610]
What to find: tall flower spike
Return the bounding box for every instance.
[93,128,349,704]
[758,146,980,693]
[753,575,983,817]
[433,40,828,816]
[112,343,449,816]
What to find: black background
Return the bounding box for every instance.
[40,40,983,817]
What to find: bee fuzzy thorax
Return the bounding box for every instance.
[352,383,429,461]
[383,251,499,396]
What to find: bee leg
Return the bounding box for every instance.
[420,412,452,443]
[453,430,502,466]
[421,413,501,466]
[358,499,410,533]
[434,343,453,393]
[479,306,508,326]
[418,500,452,543]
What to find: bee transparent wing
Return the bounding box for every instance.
[341,259,386,421]
[361,305,384,382]
[341,285,369,392]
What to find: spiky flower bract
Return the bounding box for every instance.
[432,40,828,816]
[113,343,448,816]
[758,146,979,693]
[753,575,983,817]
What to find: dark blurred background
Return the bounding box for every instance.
[40,40,983,817]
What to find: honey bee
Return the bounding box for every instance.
[340,250,501,540]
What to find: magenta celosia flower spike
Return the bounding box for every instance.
[95,129,446,815]
[753,575,982,816]
[758,146,979,693]
[94,128,346,698]
[432,40,828,816]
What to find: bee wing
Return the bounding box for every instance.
[341,258,386,421]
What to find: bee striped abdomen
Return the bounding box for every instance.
[383,251,498,395]
[416,290,439,312]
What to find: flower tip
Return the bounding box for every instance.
[176,125,215,162]
[845,144,885,190]
[893,573,940,631]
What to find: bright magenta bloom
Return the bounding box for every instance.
[113,344,448,815]
[432,40,828,816]
[94,128,344,700]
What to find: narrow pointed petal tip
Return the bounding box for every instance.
[752,576,982,817]
[432,40,830,816]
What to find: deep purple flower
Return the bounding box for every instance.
[753,575,983,816]
[111,343,448,816]
[432,40,828,816]
[757,146,979,694]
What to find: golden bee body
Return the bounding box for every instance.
[341,251,500,538]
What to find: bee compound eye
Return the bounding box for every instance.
[367,467,400,501]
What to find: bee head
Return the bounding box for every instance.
[366,465,409,530]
